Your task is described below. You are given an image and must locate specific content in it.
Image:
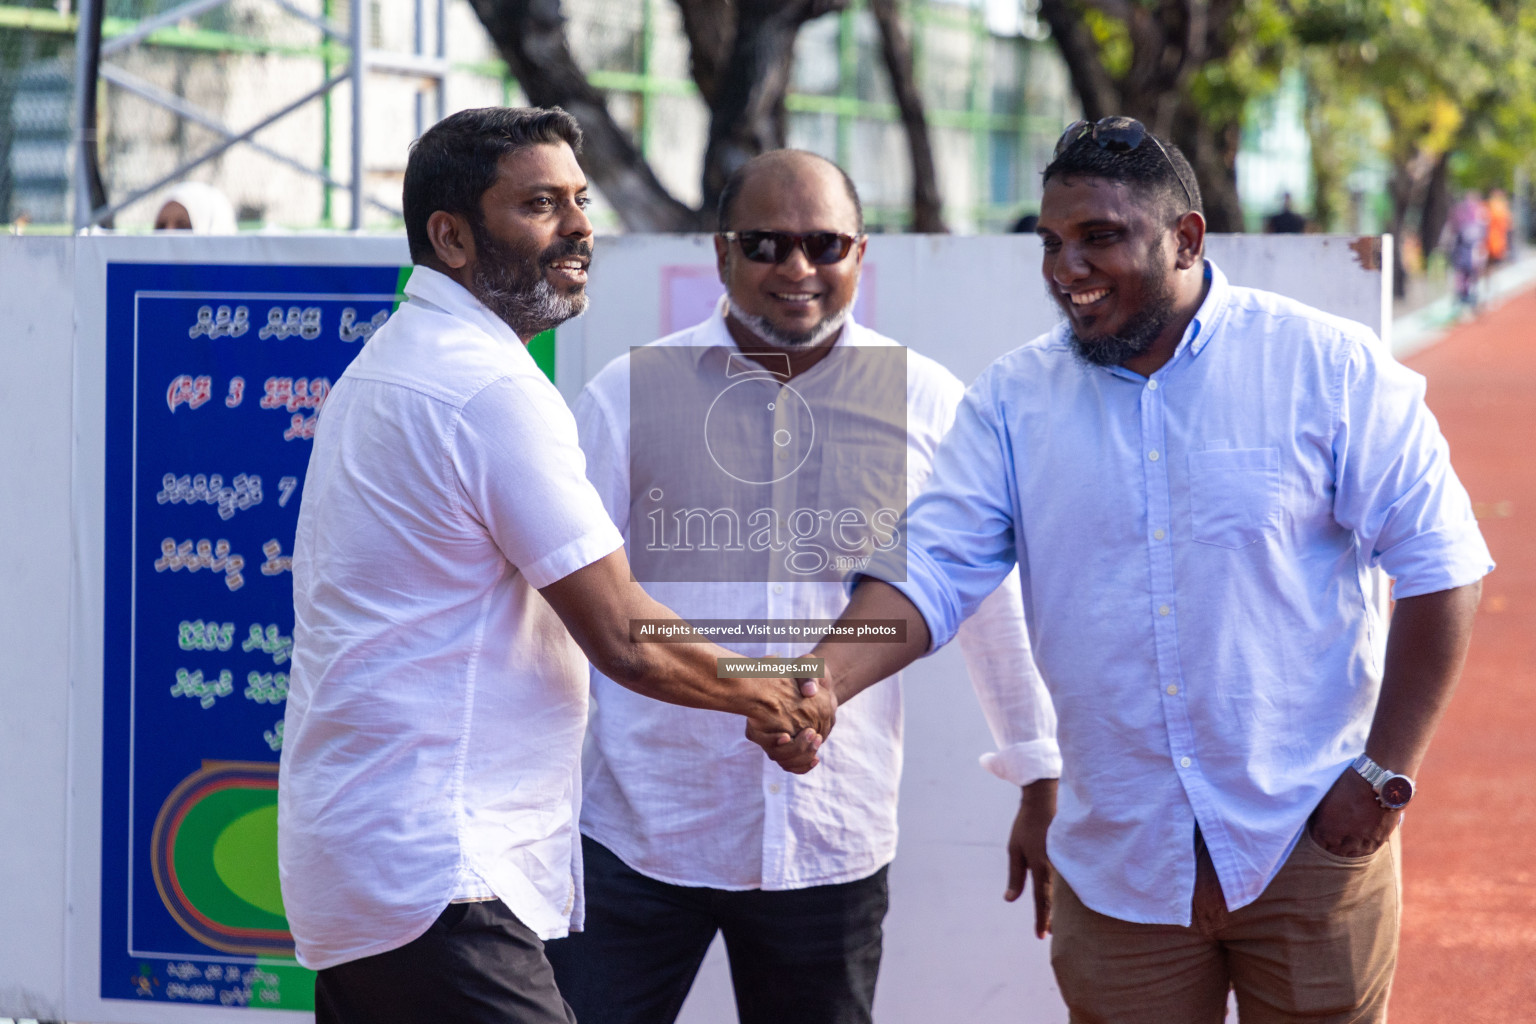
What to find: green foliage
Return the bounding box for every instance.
[1294,0,1536,197]
[1080,7,1132,79]
[1051,0,1536,233]
[1187,0,1293,128]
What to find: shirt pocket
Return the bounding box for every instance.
[1188,447,1280,548]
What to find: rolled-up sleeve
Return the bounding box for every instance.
[954,569,1061,785]
[1331,336,1494,598]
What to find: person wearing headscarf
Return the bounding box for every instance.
[154,181,238,233]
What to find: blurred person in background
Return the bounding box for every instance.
[1485,188,1512,265]
[1447,190,1489,310]
[154,180,238,233]
[1264,191,1306,234]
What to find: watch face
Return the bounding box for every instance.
[1381,775,1414,808]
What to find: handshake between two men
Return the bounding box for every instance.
[749,578,937,775]
[537,546,842,771]
[538,548,937,775]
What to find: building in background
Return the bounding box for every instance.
[0,0,1078,232]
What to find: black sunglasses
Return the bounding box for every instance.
[1054,117,1195,208]
[719,230,861,265]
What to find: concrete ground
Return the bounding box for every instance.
[1389,284,1536,1022]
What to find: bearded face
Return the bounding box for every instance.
[468,219,591,340]
[1060,245,1178,368]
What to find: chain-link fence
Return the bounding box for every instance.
[1,5,72,229]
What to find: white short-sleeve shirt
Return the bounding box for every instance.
[278,266,623,970]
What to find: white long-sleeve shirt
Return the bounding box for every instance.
[571,306,1059,890]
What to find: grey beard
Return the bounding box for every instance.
[473,264,588,340]
[727,296,850,350]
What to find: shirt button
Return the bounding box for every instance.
[1148,450,1160,462]
[768,783,782,795]
[1166,684,1179,696]
[1153,528,1166,540]
[773,584,785,595]
[1147,380,1159,391]
[1180,756,1192,768]
[1158,604,1171,616]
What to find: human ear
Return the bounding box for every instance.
[427,210,475,271]
[1173,210,1206,269]
[714,233,731,284]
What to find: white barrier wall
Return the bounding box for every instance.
[0,232,1389,1024]
[557,233,1392,404]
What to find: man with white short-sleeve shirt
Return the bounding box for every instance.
[279,108,833,1024]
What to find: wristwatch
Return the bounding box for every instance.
[1352,754,1416,810]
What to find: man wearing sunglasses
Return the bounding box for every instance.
[803,117,1491,1023]
[545,149,1057,1024]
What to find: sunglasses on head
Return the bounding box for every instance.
[1054,117,1195,208]
[719,230,861,265]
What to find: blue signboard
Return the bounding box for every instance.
[101,261,408,1010]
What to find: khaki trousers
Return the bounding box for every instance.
[1051,829,1401,1023]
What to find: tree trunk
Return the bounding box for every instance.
[1419,150,1452,265]
[1036,0,1117,122]
[868,0,946,232]
[466,0,706,231]
[468,0,949,234]
[672,0,733,108]
[1038,0,1256,232]
[700,0,849,219]
[1173,107,1244,232]
[1387,163,1417,299]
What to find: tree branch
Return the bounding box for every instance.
[700,0,849,219]
[1037,0,1119,122]
[672,0,734,108]
[466,0,707,230]
[869,0,946,231]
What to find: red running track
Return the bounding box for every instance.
[1391,289,1536,1022]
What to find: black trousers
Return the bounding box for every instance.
[315,899,576,1024]
[546,836,889,1024]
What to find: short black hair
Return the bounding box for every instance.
[716,149,864,233]
[403,106,583,264]
[1042,119,1201,222]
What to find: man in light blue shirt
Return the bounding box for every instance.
[804,119,1492,1022]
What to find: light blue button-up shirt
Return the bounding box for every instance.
[872,262,1493,925]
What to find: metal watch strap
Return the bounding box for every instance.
[1352,753,1413,809]
[1351,753,1389,788]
